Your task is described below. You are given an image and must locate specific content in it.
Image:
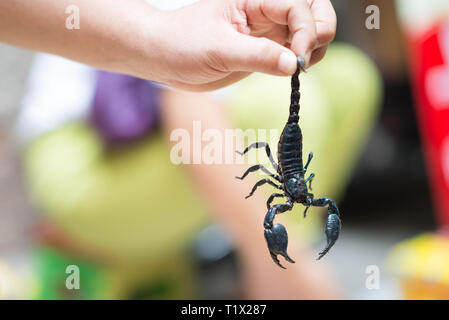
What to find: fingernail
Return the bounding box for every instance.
[304,51,312,68]
[278,51,297,74]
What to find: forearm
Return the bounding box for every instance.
[0,0,159,80]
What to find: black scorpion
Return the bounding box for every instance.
[236,57,341,268]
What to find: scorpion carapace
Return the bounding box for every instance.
[236,57,341,268]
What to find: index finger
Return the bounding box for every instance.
[308,0,337,46]
[259,0,318,67]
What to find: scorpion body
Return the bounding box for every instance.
[236,57,341,268]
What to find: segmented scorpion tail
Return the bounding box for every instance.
[288,57,306,124]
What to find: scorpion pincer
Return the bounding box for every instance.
[236,57,341,268]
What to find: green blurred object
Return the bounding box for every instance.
[33,246,106,299]
[32,246,196,299]
[25,128,204,299]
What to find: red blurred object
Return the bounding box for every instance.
[407,21,449,230]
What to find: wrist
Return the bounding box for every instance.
[109,3,166,81]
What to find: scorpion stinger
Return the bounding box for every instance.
[236,56,341,268]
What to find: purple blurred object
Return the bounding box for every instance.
[91,71,160,145]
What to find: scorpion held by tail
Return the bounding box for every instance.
[236,57,341,268]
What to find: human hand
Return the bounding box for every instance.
[146,0,336,90]
[0,0,335,92]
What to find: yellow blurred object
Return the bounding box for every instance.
[388,233,449,299]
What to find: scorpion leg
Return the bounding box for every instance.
[304,152,313,172]
[310,197,341,260]
[264,201,295,268]
[235,164,282,182]
[305,173,315,190]
[302,192,314,217]
[266,193,285,209]
[303,205,310,218]
[236,142,279,173]
[245,179,282,199]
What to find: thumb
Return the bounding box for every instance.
[221,32,298,76]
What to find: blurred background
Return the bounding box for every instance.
[0,0,448,299]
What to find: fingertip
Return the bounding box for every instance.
[278,51,298,74]
[290,30,317,69]
[309,45,328,66]
[304,50,312,68]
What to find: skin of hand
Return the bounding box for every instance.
[161,89,341,299]
[0,0,335,91]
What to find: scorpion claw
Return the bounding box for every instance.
[270,253,286,269]
[317,213,341,260]
[264,224,295,268]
